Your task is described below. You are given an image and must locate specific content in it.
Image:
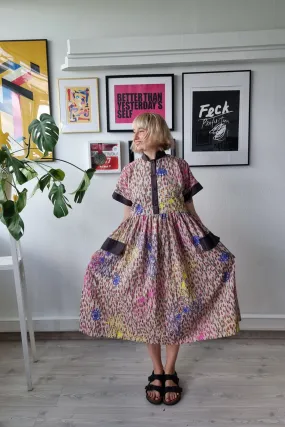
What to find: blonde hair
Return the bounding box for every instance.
[131,113,173,153]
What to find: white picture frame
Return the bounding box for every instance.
[183,71,251,166]
[58,78,100,133]
[89,141,121,174]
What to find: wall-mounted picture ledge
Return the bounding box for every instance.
[61,29,285,71]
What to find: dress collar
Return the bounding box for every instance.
[142,151,167,162]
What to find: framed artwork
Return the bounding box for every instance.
[0,39,52,161]
[128,139,176,163]
[58,78,100,133]
[89,141,121,173]
[183,70,251,166]
[106,74,174,132]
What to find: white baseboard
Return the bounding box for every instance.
[0,317,79,332]
[1,315,285,332]
[240,314,285,331]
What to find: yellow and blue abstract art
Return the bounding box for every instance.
[0,39,52,160]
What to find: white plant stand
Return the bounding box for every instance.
[0,236,37,391]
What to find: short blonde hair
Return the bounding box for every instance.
[131,113,173,153]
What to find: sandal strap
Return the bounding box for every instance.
[148,371,164,382]
[164,373,180,383]
[145,384,163,393]
[164,385,182,394]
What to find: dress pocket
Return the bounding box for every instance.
[101,237,126,256]
[199,232,220,251]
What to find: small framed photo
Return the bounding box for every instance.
[58,78,100,133]
[106,74,174,132]
[183,70,251,166]
[89,141,121,173]
[128,139,177,163]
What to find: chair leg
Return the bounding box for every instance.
[21,263,38,363]
[13,262,33,391]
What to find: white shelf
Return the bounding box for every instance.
[0,256,13,270]
[0,255,22,270]
[61,29,285,71]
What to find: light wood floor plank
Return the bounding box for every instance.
[1,338,285,426]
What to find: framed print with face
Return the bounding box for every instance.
[89,141,121,173]
[58,78,100,133]
[183,70,251,166]
[106,74,174,132]
[0,39,52,160]
[128,139,176,163]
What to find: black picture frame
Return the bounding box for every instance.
[182,70,251,167]
[106,74,174,132]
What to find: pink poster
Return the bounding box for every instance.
[114,84,165,123]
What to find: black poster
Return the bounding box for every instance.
[192,90,240,152]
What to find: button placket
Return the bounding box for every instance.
[151,160,159,214]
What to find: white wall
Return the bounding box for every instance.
[0,0,285,331]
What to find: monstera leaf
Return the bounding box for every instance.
[0,147,8,163]
[72,169,95,204]
[0,200,24,240]
[0,179,7,203]
[22,167,38,181]
[0,113,106,240]
[49,169,65,181]
[28,113,59,153]
[16,189,27,213]
[1,146,38,185]
[48,183,71,218]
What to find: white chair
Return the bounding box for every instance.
[0,235,37,391]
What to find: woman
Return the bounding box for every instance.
[80,112,241,406]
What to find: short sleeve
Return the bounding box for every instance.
[112,166,132,206]
[180,160,203,203]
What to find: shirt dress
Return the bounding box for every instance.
[80,151,241,345]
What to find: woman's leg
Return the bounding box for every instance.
[164,344,180,402]
[146,344,164,401]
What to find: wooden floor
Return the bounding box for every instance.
[1,338,285,426]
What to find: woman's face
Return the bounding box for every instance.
[133,125,149,152]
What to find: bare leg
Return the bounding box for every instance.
[164,344,180,403]
[146,344,164,401]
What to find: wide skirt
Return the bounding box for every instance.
[79,212,241,344]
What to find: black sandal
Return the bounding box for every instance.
[145,371,164,405]
[163,372,182,406]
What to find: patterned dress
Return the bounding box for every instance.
[80,152,241,344]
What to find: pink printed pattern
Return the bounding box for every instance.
[80,155,241,344]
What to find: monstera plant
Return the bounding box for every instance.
[0,114,106,241]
